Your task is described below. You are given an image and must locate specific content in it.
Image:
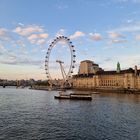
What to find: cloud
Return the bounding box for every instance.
[14,40,26,47]
[0,57,42,66]
[27,33,49,45]
[0,44,4,55]
[56,29,66,37]
[135,34,140,40]
[70,31,85,39]
[0,28,12,41]
[111,21,140,32]
[0,44,4,50]
[113,0,140,4]
[89,33,102,41]
[0,44,7,53]
[108,39,127,44]
[107,32,126,44]
[8,55,17,60]
[126,19,134,23]
[36,39,46,45]
[108,32,125,39]
[13,25,44,36]
[0,28,7,36]
[57,5,68,10]
[28,33,48,40]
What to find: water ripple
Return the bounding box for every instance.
[0,88,140,140]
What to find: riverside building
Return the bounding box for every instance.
[73,60,140,92]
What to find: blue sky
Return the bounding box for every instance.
[1,0,140,80]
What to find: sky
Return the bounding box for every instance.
[1,0,140,80]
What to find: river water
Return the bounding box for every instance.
[0,88,140,140]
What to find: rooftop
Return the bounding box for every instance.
[73,68,140,78]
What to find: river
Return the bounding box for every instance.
[0,88,140,140]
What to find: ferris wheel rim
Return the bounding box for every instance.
[45,36,76,80]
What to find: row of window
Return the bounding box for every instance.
[99,80,123,86]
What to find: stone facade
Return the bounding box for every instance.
[73,60,140,91]
[73,70,140,90]
[73,73,140,89]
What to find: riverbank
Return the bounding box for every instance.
[30,85,140,94]
[73,87,140,94]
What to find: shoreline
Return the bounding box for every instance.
[1,85,140,94]
[73,87,140,94]
[30,85,140,94]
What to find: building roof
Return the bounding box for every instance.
[80,60,93,63]
[96,68,135,75]
[80,60,99,66]
[92,63,99,66]
[73,68,140,78]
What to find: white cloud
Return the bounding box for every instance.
[0,28,7,36]
[111,21,140,32]
[56,29,66,37]
[0,28,12,41]
[13,25,44,36]
[89,33,102,41]
[114,0,140,3]
[0,54,42,65]
[15,40,26,47]
[39,33,48,38]
[28,34,38,40]
[108,32,125,39]
[108,39,127,44]
[103,45,127,50]
[27,33,48,45]
[0,44,4,49]
[57,5,68,10]
[70,31,85,39]
[107,32,126,44]
[0,44,7,52]
[28,33,48,40]
[126,19,134,23]
[135,34,140,40]
[36,39,46,45]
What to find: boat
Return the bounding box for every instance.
[54,95,70,99]
[91,91,99,94]
[54,92,92,100]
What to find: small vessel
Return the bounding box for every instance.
[91,91,99,94]
[70,93,92,100]
[54,92,92,100]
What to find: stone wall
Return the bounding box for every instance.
[72,73,140,90]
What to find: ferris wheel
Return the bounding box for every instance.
[45,36,76,82]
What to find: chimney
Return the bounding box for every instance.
[135,65,137,76]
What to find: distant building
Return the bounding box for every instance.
[78,60,103,75]
[73,60,140,91]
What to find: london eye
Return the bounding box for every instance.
[45,36,76,87]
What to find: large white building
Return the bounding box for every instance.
[78,60,102,75]
[73,60,140,92]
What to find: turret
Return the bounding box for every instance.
[135,65,137,76]
[116,62,121,73]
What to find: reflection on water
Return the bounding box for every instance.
[0,88,140,140]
